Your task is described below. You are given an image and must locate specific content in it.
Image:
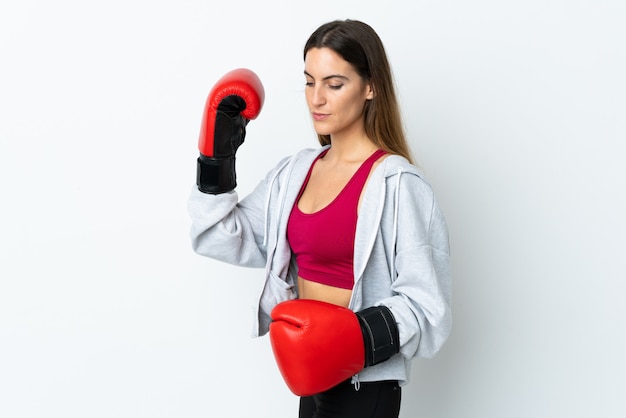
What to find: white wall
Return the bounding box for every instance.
[1,1,624,417]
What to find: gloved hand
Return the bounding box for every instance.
[269,299,399,396]
[196,68,265,194]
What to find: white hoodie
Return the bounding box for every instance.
[188,146,451,386]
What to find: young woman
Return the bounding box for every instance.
[189,19,451,418]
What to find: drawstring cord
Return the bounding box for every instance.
[391,167,403,280]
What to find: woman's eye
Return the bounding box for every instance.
[329,84,343,90]
[305,81,314,87]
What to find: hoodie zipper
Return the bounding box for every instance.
[349,166,404,389]
[351,374,361,391]
[262,158,292,247]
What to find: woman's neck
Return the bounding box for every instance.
[325,134,378,163]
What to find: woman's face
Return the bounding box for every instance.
[304,47,373,139]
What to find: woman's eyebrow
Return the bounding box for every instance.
[304,70,349,81]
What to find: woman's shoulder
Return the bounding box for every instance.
[377,154,441,205]
[380,154,428,182]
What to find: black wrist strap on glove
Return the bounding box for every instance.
[197,154,236,194]
[356,305,400,367]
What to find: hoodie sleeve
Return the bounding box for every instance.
[379,173,452,359]
[187,155,293,268]
[187,186,267,268]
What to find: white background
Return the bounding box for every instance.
[1,1,625,417]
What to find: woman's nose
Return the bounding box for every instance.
[309,85,326,107]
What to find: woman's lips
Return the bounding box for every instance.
[312,113,329,121]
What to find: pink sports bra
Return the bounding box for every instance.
[287,149,386,290]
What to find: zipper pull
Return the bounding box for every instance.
[351,374,361,392]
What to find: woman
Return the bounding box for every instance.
[189,19,451,418]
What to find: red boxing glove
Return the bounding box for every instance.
[269,299,399,397]
[196,68,265,194]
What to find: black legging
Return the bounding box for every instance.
[298,379,401,418]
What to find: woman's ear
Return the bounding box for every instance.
[366,83,375,100]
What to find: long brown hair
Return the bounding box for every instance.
[304,19,414,164]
